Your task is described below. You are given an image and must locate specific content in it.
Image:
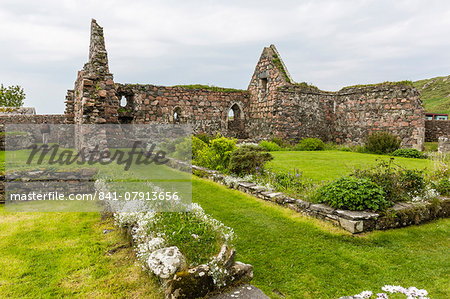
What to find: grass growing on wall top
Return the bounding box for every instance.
[272,54,291,83]
[173,84,246,93]
[340,80,413,91]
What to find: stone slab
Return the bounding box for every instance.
[338,217,364,234]
[211,284,269,299]
[309,203,335,214]
[335,210,379,220]
[238,182,256,188]
[248,185,267,194]
[260,191,284,201]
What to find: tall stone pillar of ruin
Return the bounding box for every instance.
[65,19,119,160]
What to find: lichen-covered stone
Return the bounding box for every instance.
[148,246,186,279]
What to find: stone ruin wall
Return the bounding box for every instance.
[425,120,450,142]
[332,85,425,149]
[0,114,66,149]
[268,87,335,142]
[246,44,425,148]
[116,84,250,138]
[63,20,426,150]
[246,45,293,138]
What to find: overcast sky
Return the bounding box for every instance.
[1,0,449,114]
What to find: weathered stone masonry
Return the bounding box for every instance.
[425,120,450,142]
[64,19,426,149]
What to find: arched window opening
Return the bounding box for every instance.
[228,109,234,121]
[227,103,245,138]
[173,107,182,123]
[229,104,241,120]
[120,96,127,107]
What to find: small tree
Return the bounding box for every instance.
[0,84,26,107]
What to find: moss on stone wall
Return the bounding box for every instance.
[173,84,246,93]
[340,80,413,91]
[272,54,291,83]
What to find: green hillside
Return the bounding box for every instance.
[413,75,450,115]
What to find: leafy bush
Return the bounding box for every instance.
[294,138,325,151]
[195,132,213,145]
[399,169,426,197]
[0,84,25,107]
[259,140,282,151]
[269,137,291,148]
[209,136,237,171]
[353,159,426,203]
[364,131,401,154]
[339,146,351,152]
[324,142,339,150]
[173,137,192,161]
[424,142,438,152]
[228,145,273,176]
[392,148,426,159]
[316,176,388,211]
[254,168,314,198]
[436,178,450,196]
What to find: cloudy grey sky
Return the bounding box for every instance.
[1,0,449,114]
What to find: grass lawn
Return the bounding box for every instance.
[0,205,162,298]
[192,177,450,298]
[266,150,434,182]
[1,149,449,298]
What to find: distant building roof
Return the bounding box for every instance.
[425,112,448,116]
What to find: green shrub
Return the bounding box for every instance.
[316,176,388,211]
[424,142,438,152]
[192,135,237,171]
[399,169,426,197]
[324,142,339,150]
[294,138,325,151]
[436,178,450,196]
[270,137,291,148]
[208,136,237,171]
[339,146,351,152]
[255,168,314,198]
[353,159,426,203]
[195,132,213,145]
[364,131,401,154]
[392,148,426,159]
[173,137,192,161]
[192,136,209,165]
[229,145,273,176]
[259,140,282,151]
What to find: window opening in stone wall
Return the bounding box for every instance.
[173,107,182,123]
[120,95,127,107]
[260,78,268,92]
[228,109,234,120]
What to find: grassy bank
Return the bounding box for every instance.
[192,177,450,298]
[0,206,162,298]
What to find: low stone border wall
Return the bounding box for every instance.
[1,169,98,205]
[122,225,254,299]
[166,158,450,234]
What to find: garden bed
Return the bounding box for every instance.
[190,164,450,234]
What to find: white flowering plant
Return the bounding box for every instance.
[97,179,235,284]
[351,285,429,299]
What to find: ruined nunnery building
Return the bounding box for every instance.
[5,19,450,149]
